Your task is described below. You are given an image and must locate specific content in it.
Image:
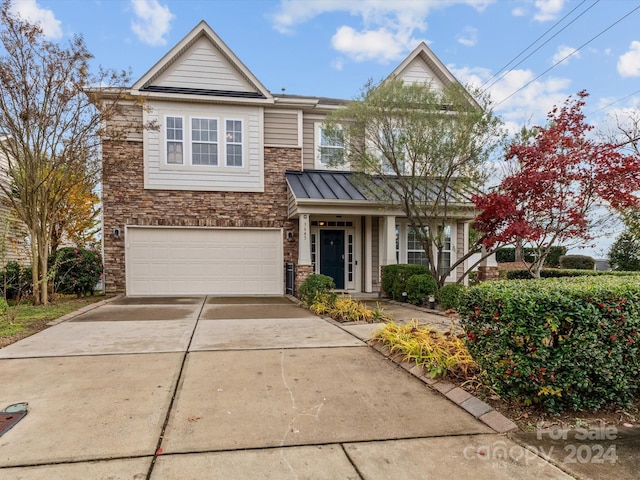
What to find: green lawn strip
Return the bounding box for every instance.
[1,294,113,338]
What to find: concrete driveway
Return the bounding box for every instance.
[0,296,572,479]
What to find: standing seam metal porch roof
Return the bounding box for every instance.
[285,170,476,204]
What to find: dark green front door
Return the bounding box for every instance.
[320,230,345,289]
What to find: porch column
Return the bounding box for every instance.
[298,214,312,265]
[381,215,396,266]
[478,245,499,281]
[364,216,373,292]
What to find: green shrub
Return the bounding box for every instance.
[381,264,430,301]
[559,254,595,270]
[609,231,640,271]
[495,246,567,266]
[0,296,7,316]
[406,273,437,305]
[503,269,640,280]
[0,261,32,300]
[436,284,467,310]
[50,247,103,296]
[298,274,336,305]
[459,276,640,413]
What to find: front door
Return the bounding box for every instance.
[320,230,345,289]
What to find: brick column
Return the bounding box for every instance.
[295,264,314,298]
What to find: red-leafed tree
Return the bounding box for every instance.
[473,90,640,277]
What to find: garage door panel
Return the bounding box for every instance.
[126,227,283,296]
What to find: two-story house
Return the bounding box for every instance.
[98,21,477,296]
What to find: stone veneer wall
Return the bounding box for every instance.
[102,119,302,293]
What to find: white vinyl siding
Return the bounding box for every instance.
[126,227,283,295]
[398,57,443,88]
[144,101,264,192]
[153,36,256,93]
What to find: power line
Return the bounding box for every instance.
[586,88,640,118]
[495,4,640,108]
[481,0,599,93]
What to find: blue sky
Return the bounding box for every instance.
[8,0,640,256]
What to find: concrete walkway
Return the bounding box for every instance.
[0,296,573,479]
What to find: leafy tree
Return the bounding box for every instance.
[609,231,640,271]
[474,91,640,278]
[0,3,131,304]
[50,176,100,253]
[324,78,505,286]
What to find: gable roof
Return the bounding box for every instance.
[389,42,458,88]
[132,21,272,101]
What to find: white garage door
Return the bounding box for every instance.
[126,227,283,295]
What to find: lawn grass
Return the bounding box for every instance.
[0,294,114,344]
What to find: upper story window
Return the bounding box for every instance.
[166,116,184,165]
[191,118,218,166]
[315,123,344,169]
[225,119,243,167]
[163,115,244,168]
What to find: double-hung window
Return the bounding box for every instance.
[315,124,344,168]
[407,226,430,266]
[225,119,243,167]
[191,118,218,166]
[438,225,452,276]
[164,115,244,168]
[166,116,184,165]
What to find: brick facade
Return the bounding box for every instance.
[102,111,302,293]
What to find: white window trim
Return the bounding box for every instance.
[161,115,248,172]
[190,117,219,167]
[165,115,185,166]
[224,118,244,168]
[395,220,457,282]
[314,122,345,170]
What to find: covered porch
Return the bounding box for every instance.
[285,170,476,294]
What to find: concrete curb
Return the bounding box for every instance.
[366,338,518,434]
[46,294,125,326]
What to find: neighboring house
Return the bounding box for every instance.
[0,143,30,267]
[98,21,478,296]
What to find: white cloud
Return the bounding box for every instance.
[618,41,640,77]
[452,65,571,134]
[331,26,417,63]
[270,0,494,64]
[130,0,174,46]
[511,7,526,17]
[457,26,478,47]
[552,45,580,66]
[534,0,565,22]
[9,0,62,40]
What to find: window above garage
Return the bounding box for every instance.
[143,101,263,192]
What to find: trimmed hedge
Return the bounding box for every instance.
[460,276,640,413]
[436,284,467,310]
[381,264,430,301]
[559,254,595,270]
[503,269,640,280]
[406,273,437,305]
[496,246,567,266]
